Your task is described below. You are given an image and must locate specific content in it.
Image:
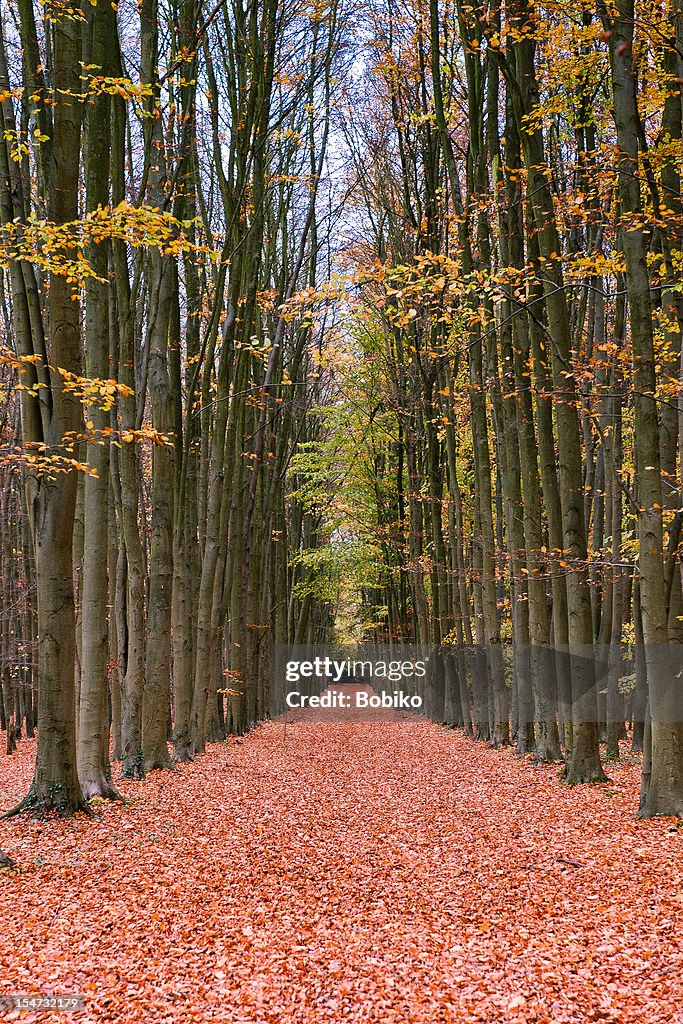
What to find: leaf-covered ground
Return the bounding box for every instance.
[1,722,682,1023]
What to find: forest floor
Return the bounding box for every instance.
[0,722,682,1024]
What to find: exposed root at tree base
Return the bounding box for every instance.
[80,779,123,803]
[1,792,94,820]
[561,765,609,786]
[144,757,175,774]
[173,750,194,764]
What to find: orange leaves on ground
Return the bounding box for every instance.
[0,724,682,1023]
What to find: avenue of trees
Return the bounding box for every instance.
[1,0,683,820]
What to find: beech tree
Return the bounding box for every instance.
[1,0,87,813]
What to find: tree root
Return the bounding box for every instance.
[2,788,94,820]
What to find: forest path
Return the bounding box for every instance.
[1,722,682,1023]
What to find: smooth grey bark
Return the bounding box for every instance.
[600,0,683,815]
[506,0,605,782]
[78,0,120,802]
[4,7,88,815]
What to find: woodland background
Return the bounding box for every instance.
[0,0,683,821]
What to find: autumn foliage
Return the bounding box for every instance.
[2,725,683,1022]
[1,0,683,1015]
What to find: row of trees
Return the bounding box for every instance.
[291,0,683,817]
[0,0,346,812]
